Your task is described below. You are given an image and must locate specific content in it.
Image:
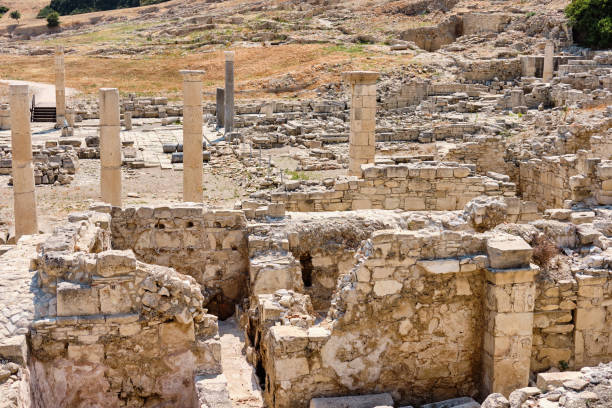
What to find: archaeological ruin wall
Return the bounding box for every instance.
[268,162,516,212]
[107,204,249,319]
[26,212,221,407]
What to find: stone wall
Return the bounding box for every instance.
[271,162,516,212]
[254,229,539,407]
[519,152,604,210]
[461,58,522,82]
[30,211,221,407]
[107,204,249,318]
[0,144,79,185]
[443,135,506,176]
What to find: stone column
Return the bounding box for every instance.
[180,70,205,203]
[124,111,132,130]
[0,104,10,130]
[224,51,235,135]
[482,236,538,397]
[99,88,122,207]
[343,71,379,177]
[543,42,554,83]
[55,45,66,127]
[10,85,38,239]
[216,88,224,129]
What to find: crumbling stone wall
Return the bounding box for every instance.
[259,229,490,407]
[461,58,522,82]
[255,228,540,406]
[272,162,515,212]
[108,205,249,318]
[30,211,221,407]
[443,135,507,176]
[519,152,603,210]
[0,144,79,185]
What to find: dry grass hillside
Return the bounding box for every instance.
[0,0,572,99]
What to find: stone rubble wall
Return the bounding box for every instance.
[0,144,79,185]
[256,228,541,407]
[30,211,221,407]
[443,135,507,176]
[271,162,516,212]
[519,151,603,210]
[107,204,249,319]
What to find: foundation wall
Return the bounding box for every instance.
[109,205,249,318]
[519,152,602,210]
[31,212,221,407]
[260,230,490,407]
[272,162,516,212]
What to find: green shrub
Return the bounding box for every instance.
[565,0,612,49]
[9,10,20,23]
[37,5,55,18]
[0,6,9,15]
[46,11,60,27]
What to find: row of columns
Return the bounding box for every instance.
[10,60,380,240]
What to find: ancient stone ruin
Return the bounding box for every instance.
[1,0,612,407]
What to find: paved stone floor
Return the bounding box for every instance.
[0,234,48,364]
[0,118,222,171]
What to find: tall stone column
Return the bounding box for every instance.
[55,45,66,127]
[343,71,379,177]
[482,236,538,397]
[180,70,205,203]
[543,42,554,83]
[224,51,235,135]
[10,85,38,239]
[216,88,225,129]
[99,88,122,207]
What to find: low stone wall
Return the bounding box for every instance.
[271,162,516,212]
[461,58,522,82]
[0,144,79,185]
[107,204,249,318]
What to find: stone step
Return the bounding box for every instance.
[309,393,394,408]
[421,397,480,408]
[195,373,233,408]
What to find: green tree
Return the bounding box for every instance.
[47,11,60,27]
[565,0,612,49]
[9,10,20,23]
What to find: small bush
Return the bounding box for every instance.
[9,10,20,23]
[565,0,612,49]
[37,6,55,19]
[532,234,560,268]
[46,11,60,28]
[0,6,9,15]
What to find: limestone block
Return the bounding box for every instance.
[416,259,460,275]
[575,307,606,330]
[96,250,136,277]
[57,282,100,316]
[536,371,584,390]
[159,320,195,353]
[275,357,309,381]
[486,236,532,269]
[310,393,394,408]
[99,282,133,314]
[373,280,402,296]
